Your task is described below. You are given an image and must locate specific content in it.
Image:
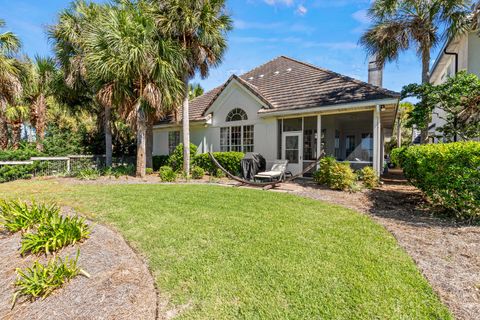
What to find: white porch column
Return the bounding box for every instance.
[373,105,382,176]
[316,115,322,169]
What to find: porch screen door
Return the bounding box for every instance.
[282,132,303,175]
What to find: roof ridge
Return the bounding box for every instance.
[280,56,400,97]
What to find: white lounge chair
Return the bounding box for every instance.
[254,160,289,182]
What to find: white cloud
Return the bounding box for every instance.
[351,9,371,33]
[231,36,359,50]
[264,0,294,6]
[296,4,308,16]
[234,19,315,34]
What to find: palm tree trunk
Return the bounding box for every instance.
[11,122,21,149]
[182,76,190,174]
[0,99,8,149]
[146,114,153,169]
[36,95,46,151]
[136,103,147,178]
[420,48,431,144]
[104,104,113,167]
[397,117,402,148]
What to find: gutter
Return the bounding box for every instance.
[443,47,459,74]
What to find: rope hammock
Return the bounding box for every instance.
[208,152,325,189]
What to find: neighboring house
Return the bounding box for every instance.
[428,30,480,142]
[153,56,400,176]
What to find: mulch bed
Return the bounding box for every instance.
[293,169,480,320]
[0,209,157,320]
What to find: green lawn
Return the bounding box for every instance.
[0,180,451,319]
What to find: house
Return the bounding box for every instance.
[428,29,480,142]
[153,56,400,176]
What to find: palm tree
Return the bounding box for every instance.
[49,1,117,165]
[360,0,472,143]
[5,103,29,149]
[189,83,204,100]
[83,1,183,177]
[153,0,232,174]
[0,19,22,150]
[24,56,58,151]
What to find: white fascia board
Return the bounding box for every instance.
[203,79,268,116]
[153,120,207,130]
[258,98,399,118]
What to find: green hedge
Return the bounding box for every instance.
[152,155,169,171]
[193,152,244,176]
[0,148,43,161]
[393,142,480,219]
[167,143,198,172]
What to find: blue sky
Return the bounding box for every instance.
[0,0,443,93]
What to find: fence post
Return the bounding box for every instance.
[67,157,71,174]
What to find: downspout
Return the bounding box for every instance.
[443,48,459,142]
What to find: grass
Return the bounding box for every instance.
[0,180,452,319]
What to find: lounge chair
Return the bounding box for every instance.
[254,160,289,182]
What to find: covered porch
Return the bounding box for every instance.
[274,105,396,177]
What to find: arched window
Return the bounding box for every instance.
[226,108,248,122]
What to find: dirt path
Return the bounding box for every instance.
[0,211,157,320]
[293,170,480,320]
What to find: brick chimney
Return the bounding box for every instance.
[368,54,383,87]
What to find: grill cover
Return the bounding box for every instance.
[241,153,266,180]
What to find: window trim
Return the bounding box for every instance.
[220,125,254,152]
[226,108,248,122]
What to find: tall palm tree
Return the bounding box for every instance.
[153,0,232,174]
[5,103,29,149]
[49,1,117,165]
[360,0,472,143]
[83,1,183,177]
[24,56,58,151]
[0,19,22,150]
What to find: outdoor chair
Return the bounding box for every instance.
[254,160,289,182]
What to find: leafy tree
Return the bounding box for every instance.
[360,0,472,143]
[153,0,232,174]
[83,1,183,177]
[189,83,204,100]
[394,102,414,148]
[0,19,22,149]
[402,71,480,141]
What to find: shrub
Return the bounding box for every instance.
[329,162,357,191]
[159,166,176,182]
[167,143,198,172]
[0,146,43,161]
[75,168,100,180]
[191,166,205,180]
[214,168,226,178]
[12,251,88,306]
[359,166,379,189]
[193,152,244,175]
[397,142,480,219]
[152,155,169,171]
[20,214,90,255]
[390,147,407,168]
[313,156,337,185]
[145,168,154,175]
[0,200,58,233]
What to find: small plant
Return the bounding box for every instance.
[12,251,89,307]
[214,168,225,178]
[167,143,198,171]
[159,166,176,182]
[329,162,357,191]
[75,168,100,180]
[359,166,379,189]
[145,168,154,175]
[0,200,58,233]
[20,214,90,255]
[191,166,205,180]
[313,156,337,185]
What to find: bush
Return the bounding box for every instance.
[395,142,480,219]
[152,155,169,171]
[20,214,90,255]
[167,143,198,172]
[191,166,205,179]
[0,200,58,233]
[145,168,154,175]
[0,146,43,161]
[12,251,87,306]
[75,168,100,180]
[359,166,379,189]
[313,156,337,185]
[193,152,244,175]
[390,147,407,168]
[313,157,357,191]
[159,166,176,182]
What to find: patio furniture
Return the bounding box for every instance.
[241,153,266,180]
[254,160,289,182]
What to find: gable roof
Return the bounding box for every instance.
[161,56,400,123]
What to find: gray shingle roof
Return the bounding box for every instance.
[164,56,400,123]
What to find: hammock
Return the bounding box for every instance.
[208,152,325,189]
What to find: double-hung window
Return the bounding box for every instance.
[168,131,180,155]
